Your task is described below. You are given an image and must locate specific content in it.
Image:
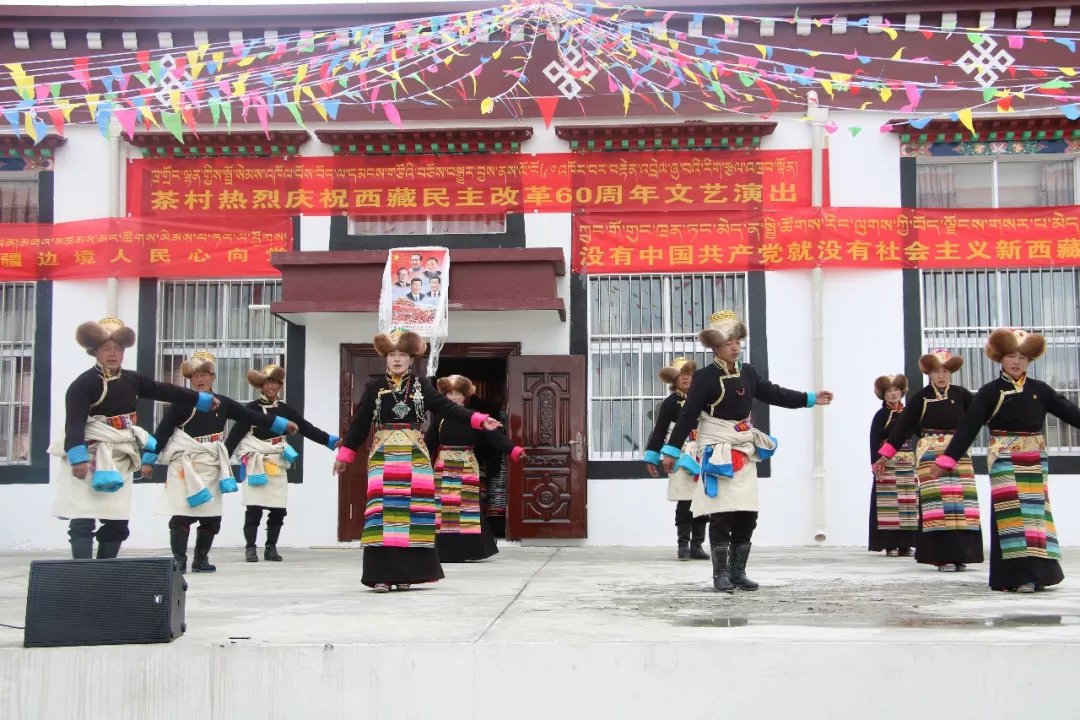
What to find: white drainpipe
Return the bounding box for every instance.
[808,92,828,544]
[106,126,122,316]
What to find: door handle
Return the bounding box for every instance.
[568,432,584,461]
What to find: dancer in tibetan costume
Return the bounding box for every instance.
[425,374,524,562]
[867,374,918,557]
[874,350,983,571]
[930,329,1080,592]
[662,311,832,593]
[334,331,504,592]
[643,357,708,560]
[224,364,340,562]
[145,352,298,573]
[52,317,218,560]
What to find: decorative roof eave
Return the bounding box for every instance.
[888,116,1080,143]
[554,122,777,151]
[0,133,66,158]
[124,131,310,158]
[314,127,533,155]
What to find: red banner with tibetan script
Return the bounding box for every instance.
[574,207,1080,274]
[0,216,290,280]
[125,150,816,218]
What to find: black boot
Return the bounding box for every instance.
[70,538,93,560]
[264,525,283,561]
[243,522,259,562]
[689,519,709,560]
[191,530,217,573]
[96,541,122,559]
[730,542,759,591]
[676,523,692,560]
[170,526,190,573]
[711,543,735,593]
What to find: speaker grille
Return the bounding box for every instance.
[25,558,185,647]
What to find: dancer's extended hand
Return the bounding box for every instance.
[333,460,348,475]
[334,438,344,449]
[926,464,944,480]
[661,455,675,474]
[141,464,154,480]
[72,462,88,479]
[645,463,659,478]
[285,421,299,435]
[481,417,502,431]
[210,396,221,411]
[871,457,887,478]
[815,391,835,406]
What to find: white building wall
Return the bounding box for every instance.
[4,115,1080,550]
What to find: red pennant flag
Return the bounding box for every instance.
[137,51,151,74]
[534,96,559,128]
[71,57,91,91]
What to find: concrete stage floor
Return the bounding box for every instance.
[3,545,1080,718]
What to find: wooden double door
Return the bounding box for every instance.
[337,343,586,541]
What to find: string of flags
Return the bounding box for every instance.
[3,2,1080,143]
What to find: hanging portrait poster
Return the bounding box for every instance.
[379,246,450,373]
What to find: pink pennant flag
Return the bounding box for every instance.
[70,57,90,91]
[256,104,270,135]
[1008,35,1024,50]
[381,101,402,128]
[35,83,50,102]
[114,107,138,139]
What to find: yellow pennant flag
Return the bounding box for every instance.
[480,97,495,114]
[24,112,39,143]
[879,86,893,102]
[621,86,631,114]
[957,108,975,135]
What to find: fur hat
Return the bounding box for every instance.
[699,310,747,349]
[658,357,697,384]
[919,348,964,374]
[873,373,909,400]
[247,363,286,389]
[180,351,217,378]
[76,317,136,355]
[436,374,476,397]
[373,329,427,358]
[985,328,1046,363]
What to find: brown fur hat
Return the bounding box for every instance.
[919,349,964,375]
[658,357,697,385]
[985,328,1046,363]
[873,373,909,400]
[699,310,748,349]
[180,351,217,378]
[247,364,286,389]
[436,374,476,397]
[76,317,136,355]
[373,329,427,358]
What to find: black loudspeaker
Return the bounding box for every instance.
[24,557,186,648]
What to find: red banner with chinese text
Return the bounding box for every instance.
[574,207,1080,273]
[125,150,816,218]
[0,216,290,280]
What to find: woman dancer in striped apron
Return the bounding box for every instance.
[643,357,708,560]
[867,374,918,557]
[874,350,982,571]
[334,331,503,592]
[661,311,833,593]
[426,374,524,562]
[930,329,1080,592]
[52,317,217,559]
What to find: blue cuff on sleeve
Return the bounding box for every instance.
[196,391,214,413]
[806,391,817,408]
[270,415,289,435]
[67,444,89,465]
[143,435,158,453]
[141,452,158,465]
[660,444,681,459]
[326,434,340,450]
[642,449,661,466]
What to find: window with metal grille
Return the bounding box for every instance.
[922,269,1080,454]
[588,273,748,460]
[348,214,506,235]
[0,282,35,464]
[0,174,39,223]
[155,280,287,424]
[916,156,1078,208]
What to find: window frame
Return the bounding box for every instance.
[0,281,36,465]
[915,154,1080,208]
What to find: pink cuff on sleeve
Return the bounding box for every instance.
[934,455,957,471]
[878,442,897,460]
[510,446,525,462]
[470,412,490,430]
[336,446,357,464]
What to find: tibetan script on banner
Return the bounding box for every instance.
[126,150,816,217]
[0,216,291,280]
[573,208,1080,273]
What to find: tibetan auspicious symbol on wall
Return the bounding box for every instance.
[0,216,290,280]
[125,150,815,217]
[574,208,1080,273]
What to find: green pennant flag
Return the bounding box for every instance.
[283,101,307,129]
[222,100,233,130]
[161,110,184,141]
[982,87,996,103]
[209,99,222,126]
